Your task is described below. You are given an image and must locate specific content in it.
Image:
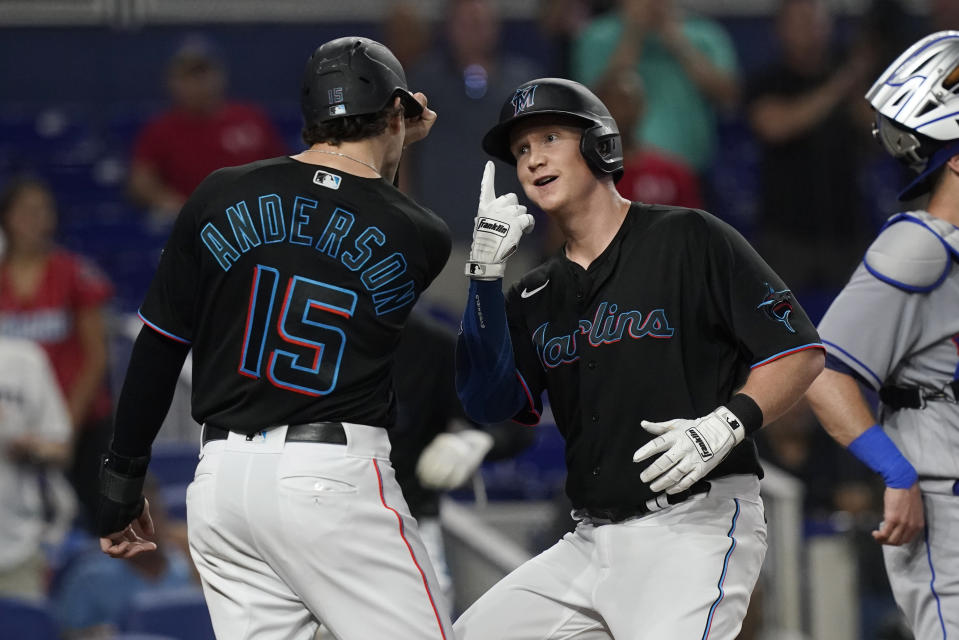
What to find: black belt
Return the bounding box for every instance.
[580,481,711,524]
[201,422,347,446]
[880,381,959,411]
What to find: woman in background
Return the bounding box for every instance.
[0,177,114,531]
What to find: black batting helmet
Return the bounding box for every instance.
[301,36,423,126]
[482,78,623,182]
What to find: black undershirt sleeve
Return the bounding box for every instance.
[109,326,192,457]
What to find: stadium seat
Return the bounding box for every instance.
[160,482,189,521]
[149,441,200,487]
[121,586,215,640]
[46,528,100,597]
[150,440,197,521]
[705,114,761,238]
[0,105,99,168]
[104,107,156,153]
[267,104,305,149]
[0,597,60,640]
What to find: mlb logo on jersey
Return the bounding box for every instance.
[511,85,537,115]
[477,217,509,236]
[313,170,342,190]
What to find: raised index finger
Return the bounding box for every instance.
[479,160,496,206]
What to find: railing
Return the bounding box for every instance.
[759,463,807,637]
[0,0,927,27]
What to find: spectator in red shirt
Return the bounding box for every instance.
[597,69,704,208]
[541,69,704,255]
[0,177,115,531]
[127,37,289,224]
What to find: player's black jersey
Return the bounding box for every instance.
[139,157,451,433]
[506,203,822,511]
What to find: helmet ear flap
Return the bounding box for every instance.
[873,114,933,171]
[580,124,624,182]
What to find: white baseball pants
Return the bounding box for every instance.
[454,475,767,640]
[883,483,959,639]
[185,423,453,640]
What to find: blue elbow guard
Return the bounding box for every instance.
[847,424,917,489]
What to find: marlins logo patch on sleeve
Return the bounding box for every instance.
[756,283,795,333]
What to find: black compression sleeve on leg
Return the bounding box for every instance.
[109,326,191,458]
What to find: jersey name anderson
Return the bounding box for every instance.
[199,193,416,315]
[532,300,675,369]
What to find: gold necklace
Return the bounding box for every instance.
[304,149,380,176]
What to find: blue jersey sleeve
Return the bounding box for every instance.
[455,280,532,424]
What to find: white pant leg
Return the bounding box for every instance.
[455,475,765,640]
[884,489,959,638]
[187,437,318,640]
[454,526,612,640]
[597,476,767,640]
[418,516,454,613]
[187,424,453,640]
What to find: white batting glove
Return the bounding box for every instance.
[416,429,495,490]
[632,407,746,495]
[465,161,535,280]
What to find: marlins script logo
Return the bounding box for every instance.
[511,85,537,115]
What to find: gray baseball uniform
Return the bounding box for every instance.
[817,210,959,636]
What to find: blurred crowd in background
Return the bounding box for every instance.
[0,0,953,638]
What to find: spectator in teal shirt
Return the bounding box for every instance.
[572,0,740,173]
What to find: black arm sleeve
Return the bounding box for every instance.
[484,420,537,461]
[109,326,192,457]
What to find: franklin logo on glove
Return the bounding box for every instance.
[634,404,748,494]
[685,427,714,460]
[477,218,510,236]
[465,161,535,281]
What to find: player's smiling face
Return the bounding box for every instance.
[509,117,593,213]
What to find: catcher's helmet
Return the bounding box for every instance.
[301,37,422,127]
[867,30,959,199]
[482,78,624,182]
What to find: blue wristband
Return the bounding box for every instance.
[847,424,917,489]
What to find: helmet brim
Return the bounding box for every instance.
[396,88,424,120]
[482,110,596,165]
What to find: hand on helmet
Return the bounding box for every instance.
[403,92,437,147]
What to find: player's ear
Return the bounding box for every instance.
[946,153,959,175]
[388,96,404,133]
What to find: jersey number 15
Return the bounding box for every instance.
[238,265,356,397]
